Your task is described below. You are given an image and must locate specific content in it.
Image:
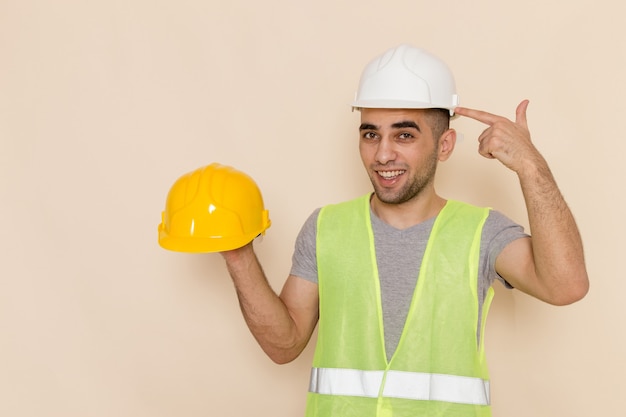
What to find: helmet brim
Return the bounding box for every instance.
[351,99,455,115]
[158,229,268,253]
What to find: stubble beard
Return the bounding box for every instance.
[371,151,439,205]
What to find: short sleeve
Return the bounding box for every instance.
[289,208,321,283]
[482,210,530,289]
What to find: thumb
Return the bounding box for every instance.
[515,99,530,128]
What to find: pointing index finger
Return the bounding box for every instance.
[454,106,500,126]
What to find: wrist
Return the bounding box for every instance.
[517,154,551,182]
[221,241,255,264]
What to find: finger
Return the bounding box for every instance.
[476,126,491,144]
[454,106,501,126]
[515,100,530,128]
[477,135,496,160]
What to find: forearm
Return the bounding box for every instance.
[455,101,588,304]
[221,244,307,363]
[517,157,589,303]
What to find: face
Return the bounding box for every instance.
[359,108,452,205]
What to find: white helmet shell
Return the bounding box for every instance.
[352,44,459,115]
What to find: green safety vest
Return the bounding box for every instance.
[306,195,494,417]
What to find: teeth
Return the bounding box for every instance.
[378,170,405,179]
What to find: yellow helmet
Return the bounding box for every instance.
[158,163,271,253]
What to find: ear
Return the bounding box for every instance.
[438,128,456,162]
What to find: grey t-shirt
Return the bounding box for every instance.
[290,201,528,360]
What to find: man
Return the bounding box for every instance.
[220,45,588,416]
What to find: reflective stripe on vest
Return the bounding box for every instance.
[309,367,490,405]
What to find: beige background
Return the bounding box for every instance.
[1,0,624,416]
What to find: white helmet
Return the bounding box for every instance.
[352,44,459,115]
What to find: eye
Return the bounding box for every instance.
[361,131,379,141]
[397,132,415,141]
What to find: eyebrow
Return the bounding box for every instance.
[391,120,421,132]
[359,121,421,132]
[359,123,378,131]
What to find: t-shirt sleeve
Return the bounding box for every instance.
[482,210,530,289]
[289,208,321,284]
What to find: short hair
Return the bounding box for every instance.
[424,108,451,141]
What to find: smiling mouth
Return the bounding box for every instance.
[377,170,405,180]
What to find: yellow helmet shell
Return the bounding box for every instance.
[158,163,271,253]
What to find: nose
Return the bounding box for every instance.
[375,137,396,165]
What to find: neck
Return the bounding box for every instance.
[370,190,446,230]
